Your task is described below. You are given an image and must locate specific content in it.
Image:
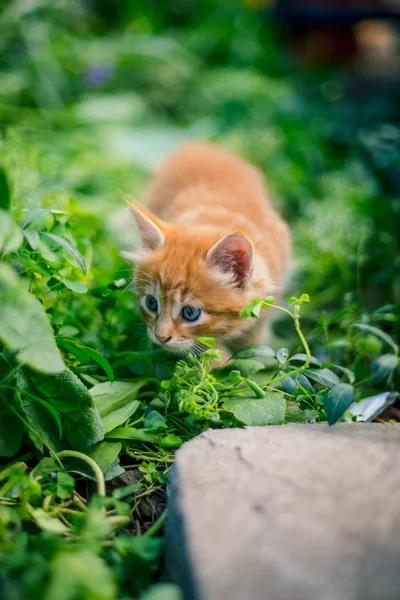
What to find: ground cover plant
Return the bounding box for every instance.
[0,1,399,598]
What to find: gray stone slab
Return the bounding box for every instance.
[165,423,400,600]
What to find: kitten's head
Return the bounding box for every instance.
[127,204,255,353]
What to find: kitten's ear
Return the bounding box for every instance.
[206,233,254,287]
[128,203,165,251]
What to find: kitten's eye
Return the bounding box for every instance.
[182,306,201,322]
[145,295,158,313]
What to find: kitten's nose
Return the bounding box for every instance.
[155,333,172,345]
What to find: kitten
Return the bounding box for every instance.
[127,142,291,355]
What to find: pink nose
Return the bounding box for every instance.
[155,333,172,344]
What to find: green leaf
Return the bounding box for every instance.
[261,295,275,307]
[44,551,116,600]
[289,353,321,367]
[28,367,104,451]
[106,427,183,448]
[29,508,69,534]
[197,337,215,348]
[322,383,355,425]
[239,298,263,319]
[57,338,114,381]
[40,232,87,274]
[144,410,166,430]
[90,380,147,433]
[281,375,297,394]
[20,208,67,229]
[113,536,162,594]
[0,355,24,457]
[87,441,122,474]
[58,325,79,337]
[224,359,265,377]
[370,354,398,384]
[305,367,341,389]
[223,392,286,426]
[289,294,310,305]
[0,167,11,210]
[64,280,88,294]
[285,405,305,423]
[56,472,75,500]
[22,229,40,250]
[19,375,64,453]
[0,263,65,373]
[322,363,355,384]
[234,345,276,360]
[0,209,23,254]
[277,347,289,365]
[354,324,398,355]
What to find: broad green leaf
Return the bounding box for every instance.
[106,427,183,448]
[90,380,147,433]
[277,347,289,365]
[370,354,398,384]
[322,383,355,425]
[19,375,63,453]
[87,440,122,474]
[144,410,166,430]
[44,551,116,600]
[281,374,297,394]
[224,359,265,377]
[64,279,88,294]
[0,355,24,457]
[40,232,87,273]
[223,392,286,426]
[0,263,65,373]
[305,367,341,389]
[28,367,103,450]
[234,345,276,360]
[354,324,398,355]
[281,373,313,395]
[322,363,355,384]
[289,353,321,367]
[0,167,10,210]
[20,208,67,229]
[22,229,40,250]
[0,209,23,254]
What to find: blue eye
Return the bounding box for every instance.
[145,295,158,313]
[182,306,201,322]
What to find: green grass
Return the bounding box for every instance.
[0,2,399,599]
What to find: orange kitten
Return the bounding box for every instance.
[127,142,291,355]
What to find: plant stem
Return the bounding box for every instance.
[57,450,105,497]
[144,509,167,537]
